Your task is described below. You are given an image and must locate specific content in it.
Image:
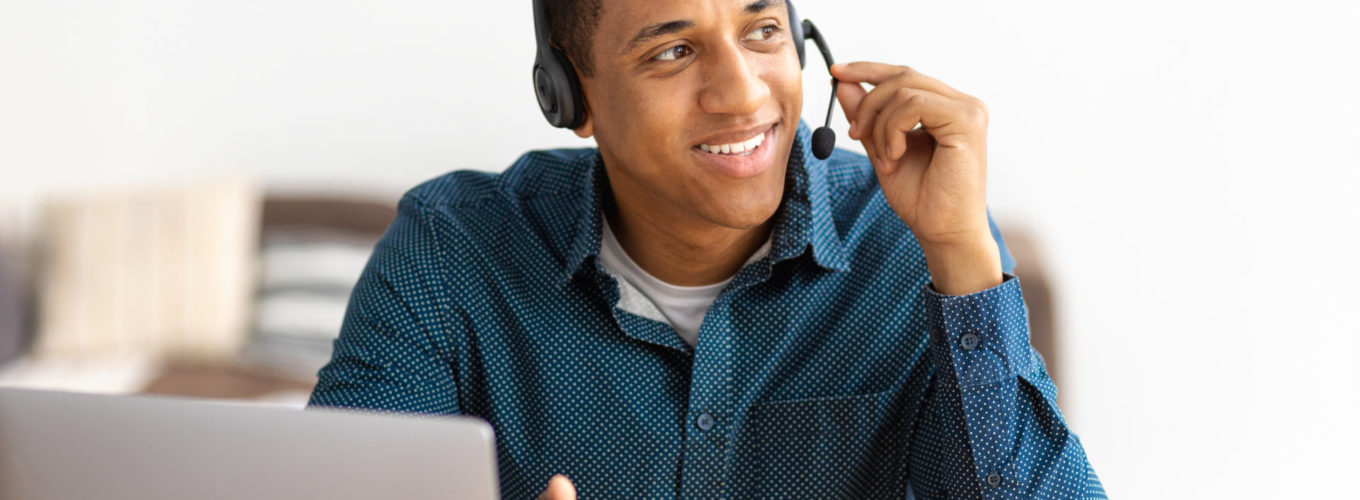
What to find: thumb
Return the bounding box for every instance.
[537,474,577,500]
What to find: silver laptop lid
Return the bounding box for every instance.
[0,387,498,500]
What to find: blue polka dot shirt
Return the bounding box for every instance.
[309,122,1105,499]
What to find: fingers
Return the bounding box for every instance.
[835,79,867,129]
[830,61,907,86]
[867,88,936,167]
[853,83,947,143]
[869,87,983,161]
[872,95,907,170]
[878,102,920,161]
[835,80,883,166]
[831,62,965,99]
[537,474,577,500]
[831,62,985,174]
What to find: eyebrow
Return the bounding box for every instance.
[623,20,694,54]
[745,0,781,14]
[621,0,785,54]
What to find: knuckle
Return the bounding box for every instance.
[902,91,926,108]
[968,100,989,124]
[970,95,988,112]
[888,69,916,88]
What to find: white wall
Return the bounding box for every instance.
[3,0,1357,497]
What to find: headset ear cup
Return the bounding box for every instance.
[533,64,558,118]
[549,49,585,129]
[533,48,585,130]
[787,0,805,69]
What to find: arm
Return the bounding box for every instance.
[310,193,583,500]
[308,194,461,415]
[907,216,1104,498]
[830,61,1103,497]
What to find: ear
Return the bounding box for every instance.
[568,62,595,138]
[572,111,593,138]
[571,95,593,138]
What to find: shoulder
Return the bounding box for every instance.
[403,148,599,212]
[384,147,598,272]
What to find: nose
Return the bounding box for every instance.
[697,42,770,117]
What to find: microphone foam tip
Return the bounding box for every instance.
[811,127,835,160]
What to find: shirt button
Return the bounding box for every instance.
[696,412,715,431]
[960,332,981,351]
[986,472,1001,486]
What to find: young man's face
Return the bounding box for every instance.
[578,0,803,231]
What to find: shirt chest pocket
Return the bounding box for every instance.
[744,389,898,499]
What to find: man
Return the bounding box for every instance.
[309,0,1105,498]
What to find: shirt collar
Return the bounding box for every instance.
[559,120,849,285]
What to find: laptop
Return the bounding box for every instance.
[0,387,499,500]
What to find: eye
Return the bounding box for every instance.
[654,45,693,62]
[744,25,779,41]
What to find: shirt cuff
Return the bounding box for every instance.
[922,273,1035,388]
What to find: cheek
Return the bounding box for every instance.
[782,63,804,111]
[594,79,693,146]
[782,78,803,118]
[756,52,804,117]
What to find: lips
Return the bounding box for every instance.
[698,130,765,155]
[694,122,777,149]
[690,124,779,178]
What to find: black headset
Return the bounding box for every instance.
[531,0,839,159]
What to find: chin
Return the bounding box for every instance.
[707,158,789,229]
[700,190,784,230]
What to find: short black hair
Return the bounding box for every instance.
[544,0,603,77]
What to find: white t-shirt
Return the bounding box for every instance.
[597,218,771,347]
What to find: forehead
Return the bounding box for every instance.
[594,0,786,49]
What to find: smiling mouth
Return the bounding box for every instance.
[696,128,767,156]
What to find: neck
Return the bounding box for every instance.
[603,186,772,288]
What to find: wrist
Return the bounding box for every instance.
[920,233,1003,296]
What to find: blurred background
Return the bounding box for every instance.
[1,0,1357,497]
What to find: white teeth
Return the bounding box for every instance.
[699,130,766,155]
